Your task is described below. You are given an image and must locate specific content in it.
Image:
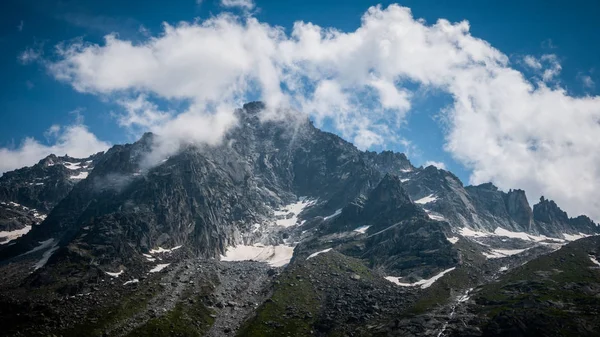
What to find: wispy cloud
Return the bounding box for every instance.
[18,46,43,64]
[424,161,446,170]
[578,72,595,89]
[522,54,562,81]
[220,0,255,10]
[17,20,24,32]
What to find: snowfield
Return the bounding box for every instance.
[563,233,590,241]
[483,248,530,259]
[460,226,571,243]
[221,244,294,267]
[273,198,316,227]
[0,225,32,244]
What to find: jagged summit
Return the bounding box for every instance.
[0,102,599,336]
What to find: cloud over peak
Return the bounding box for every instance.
[0,123,110,174]
[32,4,600,221]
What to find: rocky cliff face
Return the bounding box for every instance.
[0,153,103,213]
[533,196,598,236]
[0,102,598,337]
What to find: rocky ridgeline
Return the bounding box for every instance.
[0,102,598,336]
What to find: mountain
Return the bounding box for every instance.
[0,102,598,337]
[0,153,103,245]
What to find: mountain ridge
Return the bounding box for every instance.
[0,102,598,337]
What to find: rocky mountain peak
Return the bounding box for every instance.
[533,196,570,225]
[242,101,266,113]
[503,188,533,229]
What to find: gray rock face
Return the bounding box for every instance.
[399,165,599,237]
[1,103,391,264]
[1,102,600,336]
[503,189,534,230]
[2,102,598,266]
[533,196,598,236]
[0,153,103,213]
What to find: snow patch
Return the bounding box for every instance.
[221,244,294,267]
[494,227,565,243]
[427,212,446,222]
[446,237,459,244]
[306,248,333,260]
[123,279,139,285]
[589,255,600,267]
[70,171,89,180]
[415,194,437,204]
[21,238,55,256]
[323,208,342,221]
[353,225,371,234]
[34,245,59,270]
[499,266,509,272]
[459,227,490,238]
[273,198,316,227]
[483,248,529,259]
[63,162,82,170]
[385,267,456,289]
[0,225,32,244]
[457,288,473,303]
[400,178,410,182]
[142,253,156,262]
[563,233,590,241]
[105,270,124,278]
[149,245,182,254]
[149,263,170,273]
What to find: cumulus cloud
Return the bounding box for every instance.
[46,4,600,220]
[0,124,110,174]
[424,161,446,170]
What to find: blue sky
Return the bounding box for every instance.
[1,0,600,219]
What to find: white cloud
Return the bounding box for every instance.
[0,124,110,174]
[541,54,561,81]
[46,4,600,221]
[18,47,42,64]
[424,161,446,170]
[44,124,61,139]
[17,20,24,32]
[580,74,595,89]
[220,0,255,10]
[522,54,561,81]
[523,55,542,70]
